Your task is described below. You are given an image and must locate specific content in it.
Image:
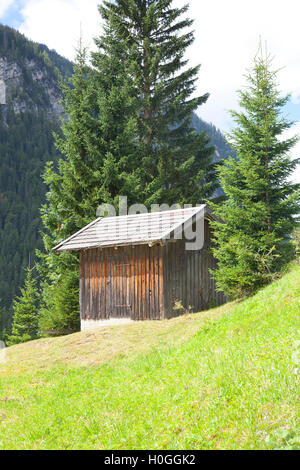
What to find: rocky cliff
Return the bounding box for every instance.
[0,55,63,115]
[0,24,73,120]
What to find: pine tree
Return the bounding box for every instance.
[210,49,300,299]
[37,44,94,334]
[38,39,141,334]
[7,266,39,345]
[0,302,6,342]
[90,21,142,207]
[100,0,217,206]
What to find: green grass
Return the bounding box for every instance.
[0,264,299,450]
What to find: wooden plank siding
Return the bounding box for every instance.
[79,219,226,322]
[80,244,164,321]
[162,220,226,319]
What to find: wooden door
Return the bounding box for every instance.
[107,260,132,318]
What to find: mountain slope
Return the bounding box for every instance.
[0,263,299,450]
[0,24,233,330]
[191,113,234,162]
[0,25,72,116]
[0,25,73,326]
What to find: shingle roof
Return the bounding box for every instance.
[54,205,208,252]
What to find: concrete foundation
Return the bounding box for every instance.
[81,318,132,332]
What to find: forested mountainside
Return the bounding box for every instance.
[0,24,233,329]
[0,25,73,329]
[191,114,233,162]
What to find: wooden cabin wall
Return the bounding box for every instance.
[79,220,226,322]
[162,219,226,319]
[80,244,164,321]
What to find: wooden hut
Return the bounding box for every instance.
[54,205,226,331]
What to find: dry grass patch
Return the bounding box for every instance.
[0,303,232,377]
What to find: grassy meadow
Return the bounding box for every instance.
[0,264,299,450]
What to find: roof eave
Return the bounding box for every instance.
[56,238,165,252]
[53,204,218,253]
[53,217,103,252]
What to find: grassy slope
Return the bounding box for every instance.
[0,264,299,450]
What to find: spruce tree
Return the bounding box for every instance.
[210,50,300,299]
[90,22,142,207]
[0,302,6,342]
[37,45,93,334]
[7,266,39,345]
[38,40,141,334]
[100,0,217,205]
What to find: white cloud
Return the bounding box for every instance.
[18,1,300,122]
[282,123,300,184]
[172,0,300,130]
[174,0,300,182]
[294,161,300,184]
[19,0,100,60]
[16,0,300,183]
[0,0,14,17]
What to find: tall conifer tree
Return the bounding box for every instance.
[100,0,216,205]
[90,22,142,207]
[38,40,141,333]
[38,45,93,334]
[0,302,6,342]
[210,50,300,299]
[7,266,39,345]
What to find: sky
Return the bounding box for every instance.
[0,0,300,182]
